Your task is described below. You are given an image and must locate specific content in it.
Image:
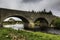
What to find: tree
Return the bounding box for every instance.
[52,18,60,29]
[49,11,52,15]
[44,9,46,12]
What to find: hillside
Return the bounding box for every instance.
[0,28,60,40]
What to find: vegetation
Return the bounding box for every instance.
[41,9,52,15]
[0,28,60,40]
[3,21,24,25]
[52,18,60,29]
[31,9,53,15]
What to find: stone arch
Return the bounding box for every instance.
[3,15,30,29]
[35,18,48,24]
[34,18,49,31]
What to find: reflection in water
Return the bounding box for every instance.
[3,24,60,35]
[47,28,60,35]
[3,24,24,30]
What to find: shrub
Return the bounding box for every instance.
[52,18,60,29]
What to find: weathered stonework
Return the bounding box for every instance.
[0,8,56,28]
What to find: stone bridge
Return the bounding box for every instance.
[0,8,57,29]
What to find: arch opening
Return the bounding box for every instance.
[3,16,29,30]
[34,18,49,31]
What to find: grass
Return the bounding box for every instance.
[0,28,60,40]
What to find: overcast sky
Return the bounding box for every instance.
[0,0,60,17]
[4,17,22,21]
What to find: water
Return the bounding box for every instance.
[3,24,24,30]
[3,24,60,35]
[47,28,60,35]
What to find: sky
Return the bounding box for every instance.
[4,17,22,21]
[0,0,60,17]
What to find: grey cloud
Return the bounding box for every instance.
[48,0,60,16]
[52,2,60,11]
[22,0,42,3]
[0,0,60,17]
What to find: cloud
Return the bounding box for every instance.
[0,0,22,9]
[4,17,22,21]
[22,0,42,3]
[0,0,60,17]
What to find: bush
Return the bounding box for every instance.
[52,18,60,29]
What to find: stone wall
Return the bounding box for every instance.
[0,8,56,28]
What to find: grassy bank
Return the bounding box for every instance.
[0,28,60,40]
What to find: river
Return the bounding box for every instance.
[3,24,60,35]
[3,24,24,30]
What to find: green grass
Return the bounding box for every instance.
[0,28,60,40]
